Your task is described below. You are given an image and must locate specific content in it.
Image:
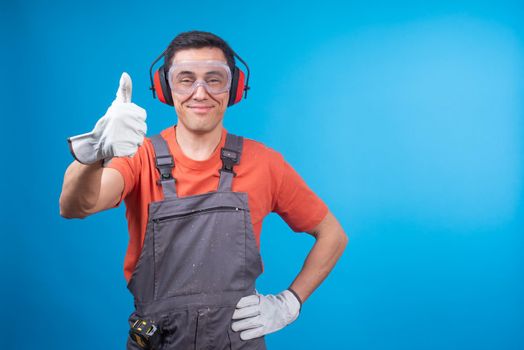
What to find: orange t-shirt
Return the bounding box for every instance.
[107,125,328,282]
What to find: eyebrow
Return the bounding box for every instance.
[177,70,196,76]
[176,70,226,76]
[205,70,226,76]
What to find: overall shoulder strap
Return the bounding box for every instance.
[218,133,244,192]
[150,134,177,199]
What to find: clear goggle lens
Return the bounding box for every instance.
[168,60,232,95]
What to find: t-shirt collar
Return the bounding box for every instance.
[166,125,228,171]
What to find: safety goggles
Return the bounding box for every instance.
[167,60,232,96]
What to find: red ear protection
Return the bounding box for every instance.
[149,50,250,107]
[152,64,174,106]
[227,67,246,106]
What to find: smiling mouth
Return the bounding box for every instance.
[188,105,214,113]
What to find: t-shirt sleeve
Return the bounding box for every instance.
[271,152,329,232]
[105,146,143,207]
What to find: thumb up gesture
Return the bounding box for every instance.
[68,72,148,165]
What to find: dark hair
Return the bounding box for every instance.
[164,31,236,73]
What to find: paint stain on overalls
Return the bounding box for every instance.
[126,133,266,350]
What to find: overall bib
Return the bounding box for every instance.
[126,133,266,350]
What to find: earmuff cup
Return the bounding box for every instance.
[153,65,174,106]
[228,67,240,107]
[231,68,246,106]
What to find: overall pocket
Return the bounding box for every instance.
[153,206,248,300]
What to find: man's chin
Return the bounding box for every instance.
[180,119,222,135]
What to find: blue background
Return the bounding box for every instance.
[1,0,523,349]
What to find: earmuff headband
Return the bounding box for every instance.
[149,48,168,100]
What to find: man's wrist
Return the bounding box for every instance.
[68,134,101,165]
[287,287,303,311]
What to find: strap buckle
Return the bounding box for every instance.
[220,148,239,176]
[155,154,174,167]
[155,155,174,185]
[156,173,176,186]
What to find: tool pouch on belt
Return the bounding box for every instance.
[129,318,162,350]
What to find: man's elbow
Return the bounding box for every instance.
[316,226,348,253]
[327,214,349,247]
[326,225,348,250]
[59,197,89,220]
[60,209,88,219]
[339,230,349,251]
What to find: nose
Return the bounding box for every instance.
[192,84,209,100]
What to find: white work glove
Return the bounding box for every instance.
[231,289,302,340]
[68,72,147,165]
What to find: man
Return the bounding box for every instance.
[60,31,347,349]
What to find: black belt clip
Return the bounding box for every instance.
[129,318,161,350]
[220,148,240,176]
[155,154,175,185]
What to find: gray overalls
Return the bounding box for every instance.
[126,133,266,350]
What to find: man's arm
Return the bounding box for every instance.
[60,73,146,219]
[289,210,348,303]
[231,210,348,340]
[59,160,124,219]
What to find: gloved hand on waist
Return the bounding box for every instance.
[68,72,147,165]
[231,289,302,340]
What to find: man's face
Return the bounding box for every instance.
[170,47,230,135]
